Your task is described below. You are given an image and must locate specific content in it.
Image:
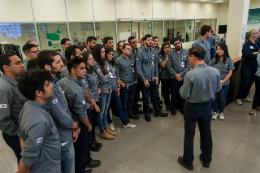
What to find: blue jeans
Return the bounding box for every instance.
[107,90,129,125]
[97,93,111,133]
[61,139,75,173]
[212,84,229,113]
[237,69,256,99]
[210,48,216,60]
[121,84,137,117]
[142,80,161,115]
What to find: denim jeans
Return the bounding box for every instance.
[97,93,111,133]
[121,84,137,117]
[169,78,185,110]
[210,48,216,60]
[212,84,229,113]
[61,139,75,173]
[237,69,256,99]
[142,80,161,115]
[252,76,260,109]
[183,102,212,167]
[107,90,129,125]
[2,132,21,164]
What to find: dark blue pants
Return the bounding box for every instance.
[91,104,99,143]
[121,84,137,117]
[237,69,256,99]
[170,78,185,110]
[210,48,216,60]
[74,109,92,173]
[183,102,212,167]
[161,78,171,107]
[212,84,229,113]
[2,132,21,164]
[107,90,129,125]
[142,80,161,115]
[133,78,142,112]
[252,76,260,109]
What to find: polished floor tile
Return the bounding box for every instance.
[1,94,260,172]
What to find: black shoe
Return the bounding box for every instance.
[138,98,142,101]
[133,109,140,116]
[145,114,151,122]
[90,143,100,152]
[128,114,140,119]
[171,109,176,115]
[155,111,168,117]
[85,169,92,173]
[199,154,210,168]
[93,139,102,148]
[150,108,153,113]
[178,156,194,170]
[166,105,171,111]
[137,104,141,107]
[160,100,163,104]
[180,109,184,115]
[85,160,101,168]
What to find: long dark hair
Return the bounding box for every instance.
[214,43,230,64]
[82,51,93,74]
[92,44,107,75]
[159,42,171,57]
[116,41,124,56]
[105,48,116,66]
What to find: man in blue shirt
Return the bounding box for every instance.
[237,29,260,105]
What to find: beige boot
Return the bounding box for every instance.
[101,131,115,140]
[106,127,117,136]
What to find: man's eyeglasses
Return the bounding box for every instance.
[125,48,132,51]
[130,41,137,44]
[174,42,181,46]
[28,50,40,53]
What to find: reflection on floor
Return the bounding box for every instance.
[1,94,260,173]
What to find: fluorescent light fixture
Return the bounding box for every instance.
[215,0,224,3]
[200,0,208,1]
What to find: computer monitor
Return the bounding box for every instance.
[218,25,227,34]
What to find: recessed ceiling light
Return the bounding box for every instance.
[215,0,224,3]
[200,0,208,1]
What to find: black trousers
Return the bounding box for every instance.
[237,69,256,99]
[161,78,171,107]
[170,78,185,110]
[252,76,260,109]
[2,132,21,164]
[183,102,212,167]
[90,105,98,143]
[74,109,92,173]
[133,78,143,111]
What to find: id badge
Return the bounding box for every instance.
[132,68,135,73]
[250,46,254,49]
[152,61,154,66]
[181,61,185,68]
[109,72,113,78]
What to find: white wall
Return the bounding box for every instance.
[153,0,175,19]
[66,0,93,22]
[132,0,152,19]
[93,0,115,21]
[115,0,132,19]
[250,0,260,9]
[176,2,205,20]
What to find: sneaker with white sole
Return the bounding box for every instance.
[219,113,225,120]
[212,112,218,120]
[243,97,253,102]
[237,99,242,105]
[123,123,136,128]
[109,123,115,131]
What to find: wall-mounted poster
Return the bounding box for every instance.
[246,8,260,32]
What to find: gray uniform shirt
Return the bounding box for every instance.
[47,77,74,144]
[60,66,88,89]
[209,57,235,86]
[19,100,61,173]
[105,62,119,91]
[158,54,170,80]
[58,76,89,123]
[210,34,221,49]
[192,37,211,65]
[179,63,222,103]
[116,55,135,86]
[86,69,99,102]
[61,51,65,62]
[0,74,26,137]
[113,50,119,60]
[136,47,159,81]
[23,58,28,71]
[93,61,112,94]
[167,49,191,79]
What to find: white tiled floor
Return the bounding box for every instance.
[1,94,260,173]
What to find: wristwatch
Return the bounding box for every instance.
[75,122,80,130]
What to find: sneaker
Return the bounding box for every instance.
[243,97,253,102]
[124,123,136,128]
[109,123,115,131]
[237,99,242,105]
[212,112,218,120]
[219,113,225,120]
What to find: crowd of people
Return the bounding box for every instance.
[0,24,259,173]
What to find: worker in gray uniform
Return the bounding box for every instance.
[0,54,26,164]
[86,36,97,53]
[153,36,161,55]
[17,70,61,173]
[37,50,81,173]
[22,44,39,71]
[136,34,168,122]
[209,29,221,59]
[61,38,72,62]
[178,47,222,170]
[192,25,212,65]
[167,37,190,115]
[103,36,118,59]
[59,57,100,173]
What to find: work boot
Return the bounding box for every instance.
[100,131,114,140]
[106,127,117,136]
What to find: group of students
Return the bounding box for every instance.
[0,24,236,173]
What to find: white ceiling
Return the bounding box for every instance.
[176,0,229,3]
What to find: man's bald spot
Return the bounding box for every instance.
[249,29,257,37]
